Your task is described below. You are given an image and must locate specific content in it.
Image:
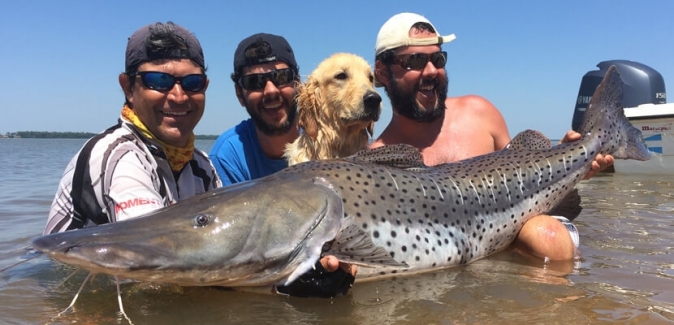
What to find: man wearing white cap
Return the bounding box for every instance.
[371,13,613,260]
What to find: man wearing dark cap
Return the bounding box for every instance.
[44,21,221,234]
[209,33,356,298]
[209,33,300,186]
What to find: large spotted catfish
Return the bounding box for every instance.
[32,66,651,289]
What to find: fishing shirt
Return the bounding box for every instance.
[208,118,288,186]
[44,118,222,235]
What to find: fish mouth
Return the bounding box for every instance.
[32,234,174,275]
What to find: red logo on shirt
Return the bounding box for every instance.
[115,198,162,214]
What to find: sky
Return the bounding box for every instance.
[2,1,672,140]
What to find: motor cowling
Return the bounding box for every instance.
[571,60,666,131]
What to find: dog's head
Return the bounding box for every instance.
[297,53,382,140]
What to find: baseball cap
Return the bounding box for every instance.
[374,13,456,87]
[233,33,298,77]
[375,13,456,56]
[125,22,205,72]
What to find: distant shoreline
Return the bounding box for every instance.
[1,131,218,140]
[2,132,560,143]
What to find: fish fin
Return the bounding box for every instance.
[327,222,409,268]
[506,129,552,150]
[283,254,322,286]
[282,177,346,286]
[613,126,653,160]
[578,65,651,161]
[343,144,428,169]
[547,188,583,222]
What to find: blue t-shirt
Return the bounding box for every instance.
[209,119,289,186]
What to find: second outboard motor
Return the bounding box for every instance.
[571,60,666,131]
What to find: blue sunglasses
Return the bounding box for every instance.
[135,71,207,92]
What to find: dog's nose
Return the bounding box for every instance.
[363,91,382,109]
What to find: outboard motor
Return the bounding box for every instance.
[571,60,666,131]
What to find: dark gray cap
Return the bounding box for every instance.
[125,22,205,71]
[233,33,297,75]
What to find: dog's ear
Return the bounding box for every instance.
[297,78,322,140]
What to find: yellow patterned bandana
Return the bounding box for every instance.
[122,105,195,172]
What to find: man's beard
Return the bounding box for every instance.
[246,99,297,136]
[385,70,448,123]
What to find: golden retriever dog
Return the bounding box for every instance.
[284,53,382,165]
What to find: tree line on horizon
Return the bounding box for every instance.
[3,131,218,140]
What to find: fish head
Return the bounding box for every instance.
[32,176,344,287]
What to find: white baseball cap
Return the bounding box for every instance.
[375,13,456,56]
[374,13,456,86]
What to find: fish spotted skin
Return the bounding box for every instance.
[32,66,651,286]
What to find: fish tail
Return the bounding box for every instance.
[577,65,652,161]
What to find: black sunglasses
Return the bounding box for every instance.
[238,68,296,91]
[135,71,207,92]
[392,51,447,70]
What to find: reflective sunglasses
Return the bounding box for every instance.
[238,68,296,91]
[392,51,447,70]
[135,71,207,92]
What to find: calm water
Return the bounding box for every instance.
[0,138,673,325]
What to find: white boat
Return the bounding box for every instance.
[613,103,674,174]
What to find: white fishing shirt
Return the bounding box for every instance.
[44,119,222,234]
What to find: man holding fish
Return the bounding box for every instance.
[39,16,617,301]
[43,22,354,298]
[33,61,649,288]
[371,12,614,260]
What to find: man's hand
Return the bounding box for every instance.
[276,256,357,298]
[559,130,615,179]
[320,255,357,276]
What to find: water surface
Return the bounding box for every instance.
[0,138,672,324]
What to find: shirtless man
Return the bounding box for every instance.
[371,13,614,260]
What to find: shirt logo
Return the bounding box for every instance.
[115,197,162,214]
